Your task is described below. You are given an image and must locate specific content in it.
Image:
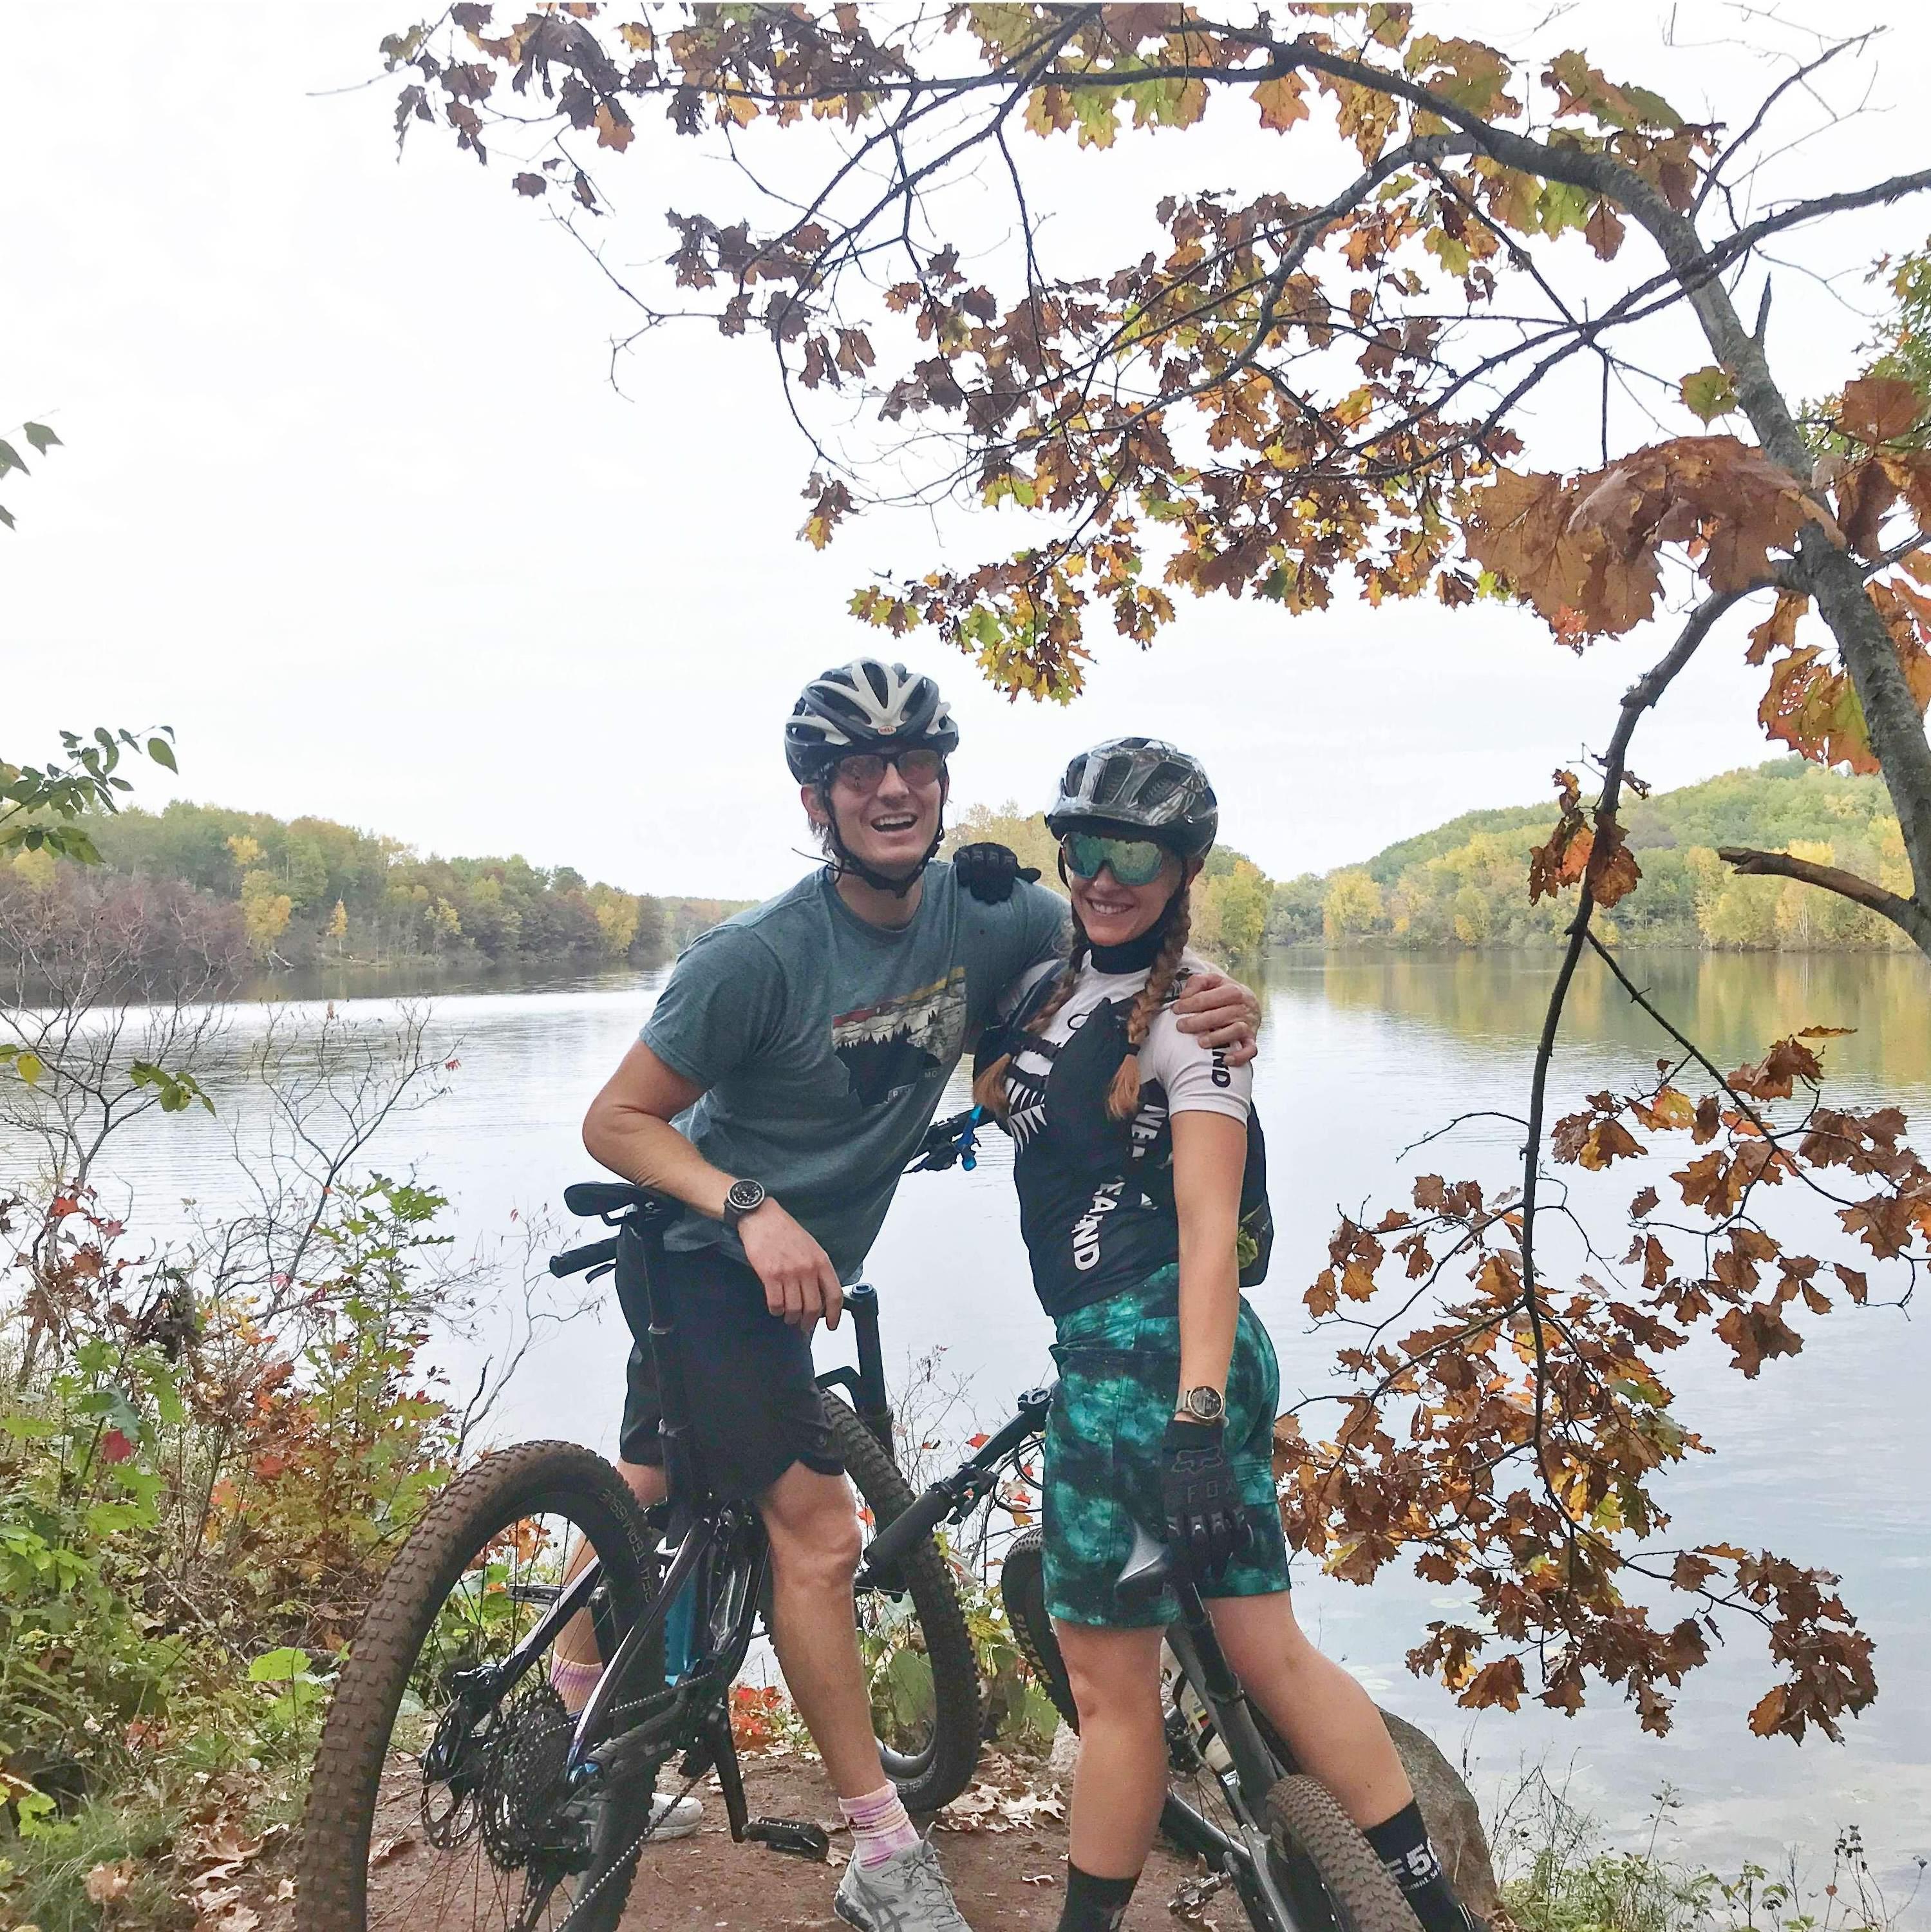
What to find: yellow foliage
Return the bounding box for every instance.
[1323,867,1386,942]
[11,847,57,893]
[589,883,640,957]
[226,833,263,870]
[240,869,292,958]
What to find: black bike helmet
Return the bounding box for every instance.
[1046,737,1218,860]
[784,658,959,785]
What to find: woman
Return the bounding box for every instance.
[975,738,1476,1932]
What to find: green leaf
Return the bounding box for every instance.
[0,439,26,478]
[15,1050,43,1085]
[249,1645,313,1683]
[0,502,14,531]
[23,422,60,455]
[1680,365,1738,424]
[147,735,177,772]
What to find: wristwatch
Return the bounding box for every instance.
[721,1177,769,1232]
[1174,1385,1226,1426]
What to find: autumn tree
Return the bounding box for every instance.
[386,4,1931,1741]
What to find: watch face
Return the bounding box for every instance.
[727,1179,766,1215]
[1185,1387,1225,1423]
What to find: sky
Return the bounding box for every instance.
[3,1,1925,900]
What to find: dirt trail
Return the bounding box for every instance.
[621,1759,1205,1931]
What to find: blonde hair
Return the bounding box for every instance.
[974,882,1195,1122]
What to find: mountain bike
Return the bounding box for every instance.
[297,1170,981,1932]
[861,1121,1424,1932]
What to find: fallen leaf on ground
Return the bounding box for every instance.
[86,1859,135,1904]
[369,1833,416,1866]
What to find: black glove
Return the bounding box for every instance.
[952,841,1041,905]
[1162,1419,1253,1583]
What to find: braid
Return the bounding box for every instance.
[972,927,1090,1117]
[1105,887,1192,1121]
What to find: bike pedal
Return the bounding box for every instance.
[744,1817,830,1861]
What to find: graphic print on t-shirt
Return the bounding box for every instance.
[831,966,969,1107]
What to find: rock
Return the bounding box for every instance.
[1378,1707,1500,1918]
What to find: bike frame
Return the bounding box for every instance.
[501,1194,895,1855]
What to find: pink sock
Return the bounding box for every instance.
[839,1783,920,1868]
[549,1656,601,1714]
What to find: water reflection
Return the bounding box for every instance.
[1264,947,1931,1093]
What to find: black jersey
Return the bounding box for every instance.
[984,956,1272,1318]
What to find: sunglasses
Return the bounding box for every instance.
[833,748,947,790]
[1061,831,1172,887]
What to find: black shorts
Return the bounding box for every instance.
[614,1224,843,1500]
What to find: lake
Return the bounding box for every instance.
[15,945,1930,1899]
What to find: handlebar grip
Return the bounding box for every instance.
[548,1236,619,1279]
[861,1485,954,1580]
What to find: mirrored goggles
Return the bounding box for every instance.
[833,747,946,790]
[1060,831,1171,887]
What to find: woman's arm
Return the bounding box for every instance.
[1170,1110,1249,1410]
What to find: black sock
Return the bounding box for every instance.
[1364,1801,1478,1932]
[1056,1861,1139,1932]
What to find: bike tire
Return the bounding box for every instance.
[827,1397,982,1814]
[999,1528,1079,1731]
[297,1441,664,1932]
[1267,1775,1422,1932]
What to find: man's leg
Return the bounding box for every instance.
[759,1463,972,1929]
[757,1459,888,1797]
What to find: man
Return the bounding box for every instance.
[577,659,1259,1931]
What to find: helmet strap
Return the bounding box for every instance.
[815,780,945,900]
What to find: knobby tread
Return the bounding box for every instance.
[827,1398,983,1814]
[296,1441,659,1932]
[997,1528,1080,1734]
[1267,1774,1424,1932]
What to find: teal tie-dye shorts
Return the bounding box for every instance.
[1042,1265,1292,1628]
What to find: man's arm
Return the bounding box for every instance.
[1170,971,1261,1067]
[583,1041,845,1331]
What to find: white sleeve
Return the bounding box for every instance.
[1140,1005,1252,1121]
[994,956,1060,1022]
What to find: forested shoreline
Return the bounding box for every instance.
[0,799,747,987]
[1,761,1914,1009]
[1276,759,1917,953]
[958,759,1921,958]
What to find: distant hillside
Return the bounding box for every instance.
[1270,759,1914,952]
[5,799,748,975]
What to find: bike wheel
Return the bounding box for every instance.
[298,1442,666,1932]
[1267,1776,1421,1932]
[999,1527,1078,1730]
[827,1397,981,1814]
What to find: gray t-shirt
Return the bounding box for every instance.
[640,862,1068,1280]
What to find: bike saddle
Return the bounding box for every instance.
[1116,1522,1174,1600]
[563,1179,677,1220]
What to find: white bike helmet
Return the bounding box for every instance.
[784,659,959,784]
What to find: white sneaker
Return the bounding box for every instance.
[834,1839,972,1930]
[648,1790,703,1840]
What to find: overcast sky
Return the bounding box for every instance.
[4,3,1923,900]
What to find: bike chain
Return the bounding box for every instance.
[554,1763,704,1932]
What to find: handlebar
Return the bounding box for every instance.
[549,1236,619,1278]
[907,1106,985,1174]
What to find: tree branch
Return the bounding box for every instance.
[1716,845,1931,951]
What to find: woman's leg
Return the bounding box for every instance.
[1207,1590,1478,1931]
[1204,1590,1411,1825]
[1055,1621,1169,1876]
